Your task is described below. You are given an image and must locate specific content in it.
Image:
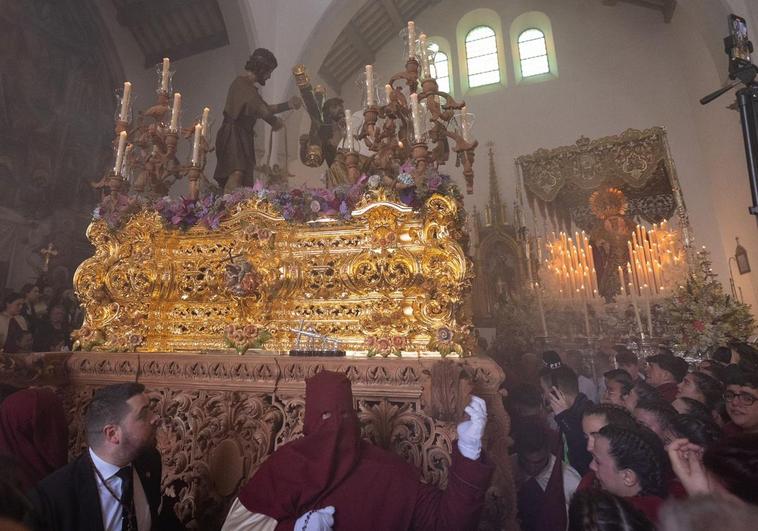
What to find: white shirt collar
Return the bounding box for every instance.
[88,447,122,481]
[534,454,557,491]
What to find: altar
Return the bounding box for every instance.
[1,350,517,530]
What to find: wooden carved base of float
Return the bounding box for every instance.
[1,352,517,531]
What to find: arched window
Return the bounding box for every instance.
[510,11,558,84]
[517,29,549,77]
[465,26,500,88]
[428,42,451,94]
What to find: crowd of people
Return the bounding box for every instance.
[1,302,758,530]
[0,283,83,354]
[507,343,758,531]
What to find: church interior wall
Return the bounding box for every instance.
[4,0,757,316]
[328,0,758,311]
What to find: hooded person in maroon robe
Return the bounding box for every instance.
[222,370,493,530]
[0,388,68,491]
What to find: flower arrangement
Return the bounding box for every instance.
[92,165,464,232]
[223,323,272,355]
[660,249,755,358]
[92,193,146,229]
[364,335,408,357]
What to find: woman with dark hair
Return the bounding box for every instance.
[672,397,713,420]
[590,425,668,523]
[0,292,29,353]
[578,403,638,492]
[18,284,40,332]
[677,372,723,410]
[569,489,653,531]
[582,403,639,453]
[702,434,758,504]
[602,369,634,407]
[666,414,722,449]
[633,400,678,443]
[622,380,659,412]
[669,433,758,505]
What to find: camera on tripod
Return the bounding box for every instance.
[701,15,758,217]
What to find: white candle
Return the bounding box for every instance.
[191,123,202,165]
[121,144,132,175]
[170,92,181,132]
[419,33,429,78]
[410,93,421,142]
[365,65,375,106]
[114,131,127,175]
[384,84,393,104]
[201,107,210,137]
[119,81,131,122]
[161,57,170,92]
[344,109,353,151]
[461,106,471,142]
[407,21,416,58]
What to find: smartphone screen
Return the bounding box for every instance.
[730,14,751,62]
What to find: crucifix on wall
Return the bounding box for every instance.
[39,242,58,272]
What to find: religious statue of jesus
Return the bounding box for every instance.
[214,48,302,192]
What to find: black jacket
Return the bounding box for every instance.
[554,392,593,475]
[28,447,183,531]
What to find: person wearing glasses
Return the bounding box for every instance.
[723,368,758,435]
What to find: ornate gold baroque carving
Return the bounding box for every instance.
[73,194,473,355]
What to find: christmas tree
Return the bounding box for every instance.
[661,248,755,357]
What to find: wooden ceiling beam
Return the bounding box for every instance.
[379,0,405,29]
[344,21,376,67]
[316,67,342,96]
[114,0,208,28]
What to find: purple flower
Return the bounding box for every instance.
[399,188,416,206]
[282,205,295,220]
[427,173,442,191]
[339,201,349,217]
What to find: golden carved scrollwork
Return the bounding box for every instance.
[73,193,473,354]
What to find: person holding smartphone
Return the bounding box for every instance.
[539,365,594,475]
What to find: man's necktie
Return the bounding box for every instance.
[116,466,137,531]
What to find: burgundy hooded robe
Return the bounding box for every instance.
[238,371,494,530]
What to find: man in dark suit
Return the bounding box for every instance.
[28,383,182,531]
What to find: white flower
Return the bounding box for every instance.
[368,174,381,188]
[397,172,414,186]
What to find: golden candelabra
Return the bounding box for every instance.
[294,20,478,194]
[95,58,213,200]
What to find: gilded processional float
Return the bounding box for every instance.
[24,22,516,530]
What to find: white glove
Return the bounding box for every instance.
[457,395,487,460]
[295,506,335,531]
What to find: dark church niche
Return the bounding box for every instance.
[0,0,123,290]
